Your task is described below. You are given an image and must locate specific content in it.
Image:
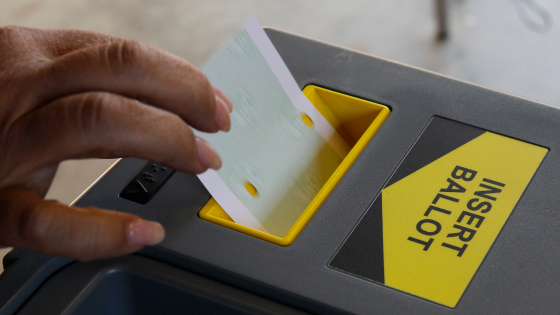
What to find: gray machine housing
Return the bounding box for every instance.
[1,28,559,314]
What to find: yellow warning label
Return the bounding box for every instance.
[329,117,547,308]
[383,132,547,307]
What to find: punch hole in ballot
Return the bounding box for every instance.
[301,113,314,128]
[244,180,259,198]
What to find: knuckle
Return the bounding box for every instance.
[76,93,115,138]
[79,93,111,128]
[104,39,148,74]
[75,93,121,158]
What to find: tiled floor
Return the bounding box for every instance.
[0,0,558,273]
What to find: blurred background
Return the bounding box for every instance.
[0,0,558,271]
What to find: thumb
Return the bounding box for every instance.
[0,188,165,261]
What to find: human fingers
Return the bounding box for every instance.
[0,26,119,65]
[213,86,233,113]
[35,39,230,133]
[9,92,221,176]
[33,28,121,58]
[0,188,165,261]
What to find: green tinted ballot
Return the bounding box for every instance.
[196,18,349,237]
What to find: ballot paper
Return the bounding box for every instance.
[197,17,351,237]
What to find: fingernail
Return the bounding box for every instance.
[213,86,233,112]
[196,137,222,170]
[127,220,165,246]
[215,96,231,131]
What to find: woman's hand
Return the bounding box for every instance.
[0,26,232,261]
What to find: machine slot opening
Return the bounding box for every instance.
[198,85,390,245]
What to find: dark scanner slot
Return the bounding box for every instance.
[119,162,175,205]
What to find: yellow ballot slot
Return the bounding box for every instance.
[199,85,390,245]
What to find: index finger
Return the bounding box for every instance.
[35,39,228,133]
[1,26,120,59]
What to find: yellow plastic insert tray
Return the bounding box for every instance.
[199,85,390,245]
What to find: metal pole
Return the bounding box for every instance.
[435,0,448,41]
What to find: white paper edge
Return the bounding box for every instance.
[198,169,269,233]
[243,17,351,159]
[198,17,350,234]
